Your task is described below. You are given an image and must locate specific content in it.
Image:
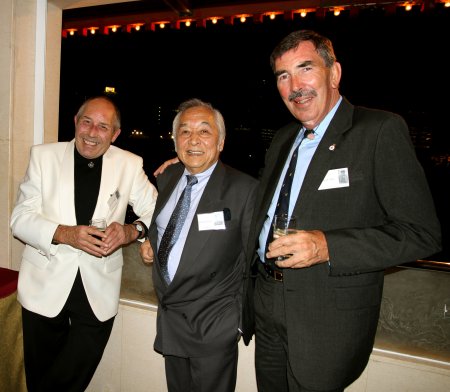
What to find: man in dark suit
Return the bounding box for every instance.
[140,98,258,392]
[241,30,442,392]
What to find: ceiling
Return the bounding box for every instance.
[63,0,300,17]
[61,0,419,31]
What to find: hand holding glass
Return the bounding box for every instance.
[89,218,107,241]
[273,214,297,260]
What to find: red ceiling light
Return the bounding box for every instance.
[263,11,283,21]
[61,1,434,37]
[126,23,144,32]
[234,14,251,24]
[293,8,316,18]
[62,28,77,38]
[81,27,99,36]
[150,21,170,31]
[103,25,121,34]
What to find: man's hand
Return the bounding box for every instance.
[140,239,154,264]
[266,230,329,269]
[102,222,139,255]
[153,157,179,177]
[53,222,140,258]
[53,224,108,258]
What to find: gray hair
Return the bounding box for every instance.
[75,96,121,131]
[270,30,337,72]
[172,98,226,149]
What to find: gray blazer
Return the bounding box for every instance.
[150,161,258,357]
[243,97,441,390]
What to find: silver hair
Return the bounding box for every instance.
[172,98,226,149]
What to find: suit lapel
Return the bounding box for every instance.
[171,162,226,285]
[256,123,300,230]
[92,146,118,223]
[59,141,77,225]
[294,99,354,210]
[153,165,185,224]
[150,164,185,284]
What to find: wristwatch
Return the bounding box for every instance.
[133,221,147,240]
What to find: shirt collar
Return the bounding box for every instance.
[311,95,342,138]
[183,161,218,180]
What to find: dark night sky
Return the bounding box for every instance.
[59,4,450,260]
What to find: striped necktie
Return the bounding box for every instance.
[265,128,314,264]
[158,174,198,284]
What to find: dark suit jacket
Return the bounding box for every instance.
[242,98,441,389]
[150,161,258,358]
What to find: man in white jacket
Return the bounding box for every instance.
[10,96,157,392]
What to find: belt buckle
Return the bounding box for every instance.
[274,270,283,282]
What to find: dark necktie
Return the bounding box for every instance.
[276,128,314,215]
[158,174,198,285]
[265,128,314,263]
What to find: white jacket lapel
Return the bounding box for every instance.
[59,141,77,225]
[93,146,117,224]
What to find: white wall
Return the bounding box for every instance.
[88,303,450,392]
[87,303,258,392]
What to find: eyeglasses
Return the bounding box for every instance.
[78,117,113,133]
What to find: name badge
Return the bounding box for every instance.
[197,211,226,231]
[318,168,349,190]
[108,189,120,210]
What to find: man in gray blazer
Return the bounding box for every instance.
[11,96,157,392]
[140,98,258,392]
[241,30,442,392]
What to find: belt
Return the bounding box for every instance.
[260,261,283,282]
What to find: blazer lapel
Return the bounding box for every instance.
[92,147,117,223]
[153,165,185,223]
[170,162,226,284]
[295,98,354,210]
[150,164,185,286]
[256,123,300,230]
[59,140,77,225]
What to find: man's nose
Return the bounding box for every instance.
[188,133,200,144]
[291,76,304,92]
[87,125,99,136]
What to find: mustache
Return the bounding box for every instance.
[288,89,317,102]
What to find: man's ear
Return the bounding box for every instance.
[111,128,121,143]
[330,62,342,89]
[218,137,225,152]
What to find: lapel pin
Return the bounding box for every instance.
[329,144,336,151]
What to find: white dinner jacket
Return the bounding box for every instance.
[10,140,157,321]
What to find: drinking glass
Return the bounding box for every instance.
[272,214,297,260]
[89,218,107,240]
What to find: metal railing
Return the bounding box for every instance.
[400,260,450,272]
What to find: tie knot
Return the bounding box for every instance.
[304,129,315,140]
[186,175,198,187]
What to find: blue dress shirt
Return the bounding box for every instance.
[257,97,342,261]
[156,162,217,280]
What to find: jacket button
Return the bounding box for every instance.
[210,272,216,278]
[162,305,167,311]
[182,313,187,319]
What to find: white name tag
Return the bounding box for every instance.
[108,189,120,210]
[318,168,350,190]
[197,211,226,231]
